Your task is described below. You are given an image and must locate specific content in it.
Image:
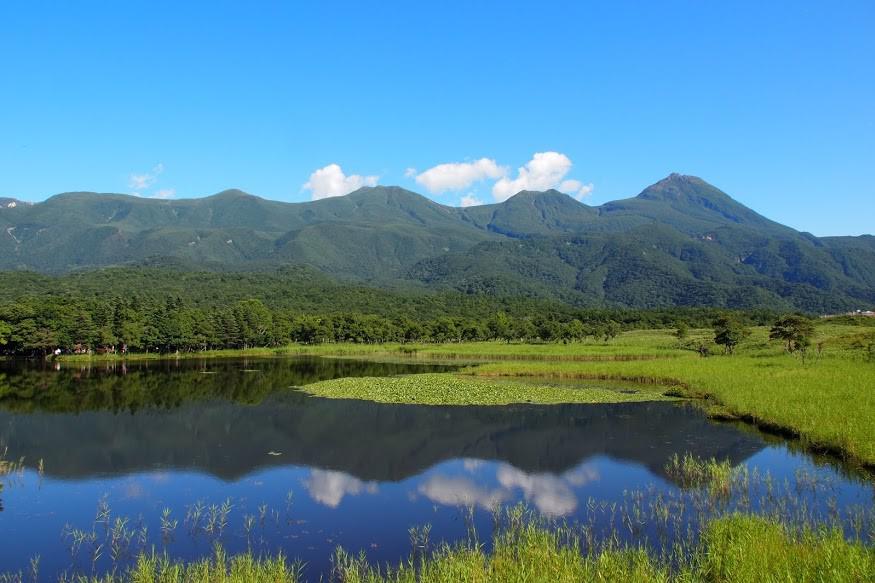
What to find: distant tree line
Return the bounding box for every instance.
[0,293,780,356]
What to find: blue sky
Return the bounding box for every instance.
[1,1,872,235]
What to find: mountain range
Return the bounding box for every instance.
[1,174,873,312]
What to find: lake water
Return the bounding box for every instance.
[0,357,872,579]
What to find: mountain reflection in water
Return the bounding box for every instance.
[0,358,763,482]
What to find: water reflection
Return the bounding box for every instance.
[412,461,601,517]
[1,357,871,581]
[305,469,379,508]
[1,392,765,483]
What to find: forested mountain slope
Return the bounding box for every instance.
[1,174,872,312]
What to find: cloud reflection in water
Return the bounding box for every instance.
[304,469,378,508]
[419,461,600,517]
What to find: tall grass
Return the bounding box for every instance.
[56,545,300,583]
[330,508,873,583]
[664,453,732,497]
[34,511,872,583]
[0,446,26,498]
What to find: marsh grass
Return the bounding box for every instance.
[300,373,676,405]
[665,454,733,497]
[0,446,26,501]
[6,514,871,583]
[55,545,300,583]
[0,447,25,477]
[330,510,874,583]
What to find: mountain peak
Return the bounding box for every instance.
[595,174,788,235]
[342,185,449,210]
[508,188,564,199]
[209,188,261,200]
[504,189,590,206]
[636,173,726,202]
[348,185,426,198]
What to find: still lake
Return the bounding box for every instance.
[0,357,872,579]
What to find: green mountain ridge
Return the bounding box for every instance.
[1,174,873,312]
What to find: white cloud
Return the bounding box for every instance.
[460,194,485,208]
[417,475,507,510]
[564,465,600,487]
[404,167,418,178]
[492,152,592,202]
[496,465,578,517]
[416,462,600,517]
[416,158,506,194]
[303,164,379,200]
[151,188,176,199]
[128,163,164,192]
[304,469,378,508]
[559,180,594,201]
[462,459,484,472]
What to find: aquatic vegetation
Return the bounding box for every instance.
[56,545,301,583]
[664,453,733,497]
[45,510,872,583]
[0,447,24,477]
[0,447,25,500]
[331,511,874,583]
[300,373,676,406]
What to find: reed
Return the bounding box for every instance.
[58,545,301,583]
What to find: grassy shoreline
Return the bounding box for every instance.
[465,356,875,468]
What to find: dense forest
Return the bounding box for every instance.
[0,266,779,356]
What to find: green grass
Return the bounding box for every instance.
[57,545,299,583]
[695,514,874,583]
[367,513,872,582]
[49,511,873,583]
[664,453,733,497]
[300,373,677,405]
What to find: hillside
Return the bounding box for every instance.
[1,174,873,312]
